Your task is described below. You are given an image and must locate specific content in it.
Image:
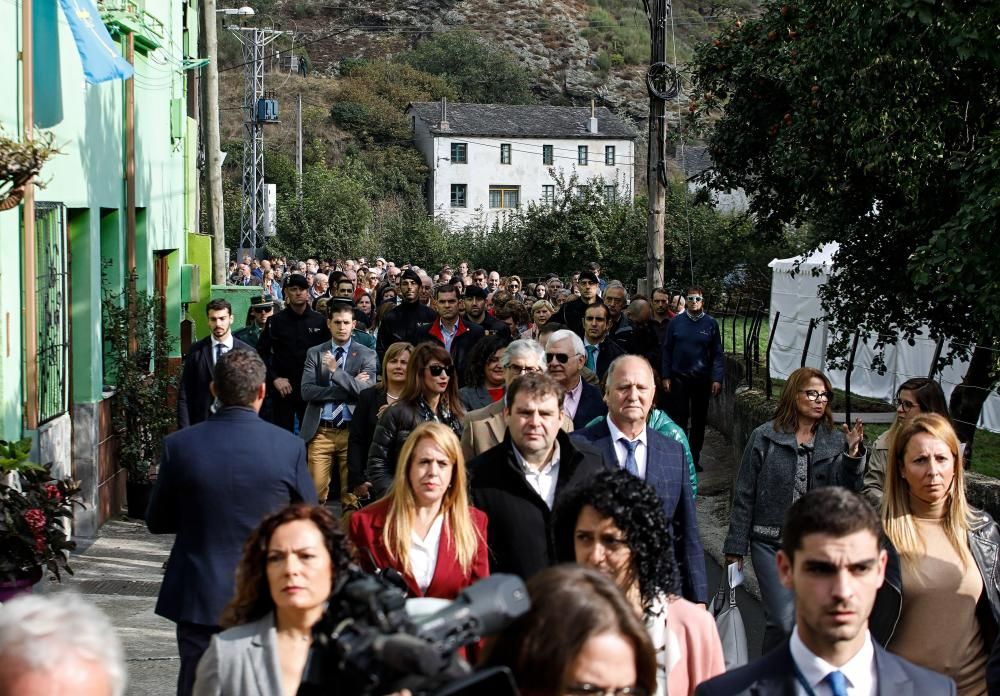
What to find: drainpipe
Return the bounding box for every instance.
[22,0,38,430]
[125,33,137,355]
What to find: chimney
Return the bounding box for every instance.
[588,99,598,134]
[438,97,450,131]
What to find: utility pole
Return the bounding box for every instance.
[202,0,226,284]
[643,0,677,290]
[296,93,303,204]
[228,25,292,259]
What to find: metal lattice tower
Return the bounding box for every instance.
[228,26,290,257]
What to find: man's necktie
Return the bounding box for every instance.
[824,671,848,696]
[585,344,597,371]
[214,343,225,363]
[329,347,349,426]
[620,438,639,477]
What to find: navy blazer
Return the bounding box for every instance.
[695,638,956,696]
[572,381,607,430]
[147,407,318,626]
[177,336,253,428]
[572,419,708,604]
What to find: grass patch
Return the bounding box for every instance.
[865,423,1000,478]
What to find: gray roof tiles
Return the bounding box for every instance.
[408,102,637,139]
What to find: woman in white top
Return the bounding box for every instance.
[348,421,489,599]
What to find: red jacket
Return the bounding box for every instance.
[348,497,490,599]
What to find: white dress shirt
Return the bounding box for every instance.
[563,378,584,420]
[512,441,561,510]
[606,417,648,479]
[410,514,445,593]
[789,626,877,696]
[210,335,235,364]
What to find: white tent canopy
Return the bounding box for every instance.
[767,243,1000,431]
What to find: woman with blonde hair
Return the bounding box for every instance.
[723,366,864,652]
[349,422,488,599]
[874,413,1000,695]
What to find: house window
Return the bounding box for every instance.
[605,145,615,165]
[450,142,467,164]
[578,145,588,165]
[451,184,468,208]
[542,185,555,205]
[604,185,616,202]
[500,143,512,164]
[34,202,69,424]
[543,144,554,165]
[489,185,520,209]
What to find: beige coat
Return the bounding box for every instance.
[460,399,574,462]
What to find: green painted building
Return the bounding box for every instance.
[1,0,202,534]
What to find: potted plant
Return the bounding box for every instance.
[102,285,178,519]
[0,438,82,599]
[0,129,59,211]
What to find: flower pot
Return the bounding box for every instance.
[0,567,43,602]
[126,480,154,520]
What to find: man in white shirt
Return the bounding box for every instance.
[695,487,955,696]
[469,373,607,579]
[545,329,606,429]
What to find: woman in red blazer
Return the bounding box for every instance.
[349,421,489,599]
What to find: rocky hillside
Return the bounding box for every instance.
[222,0,757,117]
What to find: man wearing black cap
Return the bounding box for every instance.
[375,268,437,361]
[551,269,603,338]
[257,274,331,431]
[234,294,276,349]
[462,285,511,337]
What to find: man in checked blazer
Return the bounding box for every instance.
[300,300,377,507]
[571,354,708,604]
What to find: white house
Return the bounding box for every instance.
[407,100,637,227]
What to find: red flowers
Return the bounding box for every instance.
[45,484,61,502]
[23,509,47,553]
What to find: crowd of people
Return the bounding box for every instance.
[7,255,998,696]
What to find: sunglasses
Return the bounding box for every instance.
[686,295,703,302]
[546,352,571,364]
[426,364,454,377]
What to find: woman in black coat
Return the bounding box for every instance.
[346,342,412,506]
[458,334,511,412]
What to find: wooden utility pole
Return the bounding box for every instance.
[644,0,671,290]
[202,0,227,283]
[21,0,38,429]
[296,93,303,204]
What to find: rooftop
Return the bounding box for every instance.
[408,102,638,139]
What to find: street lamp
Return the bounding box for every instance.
[217,6,254,15]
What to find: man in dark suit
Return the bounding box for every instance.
[300,302,377,507]
[469,373,608,579]
[544,329,607,429]
[572,354,707,604]
[415,284,485,387]
[581,301,627,381]
[147,350,317,696]
[696,488,955,696]
[177,298,252,428]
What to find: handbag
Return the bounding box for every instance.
[708,566,749,669]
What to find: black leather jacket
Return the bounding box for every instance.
[871,510,1000,648]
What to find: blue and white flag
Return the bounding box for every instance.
[58,0,133,84]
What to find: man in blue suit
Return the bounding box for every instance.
[545,329,607,429]
[696,488,954,696]
[572,354,707,604]
[147,349,317,696]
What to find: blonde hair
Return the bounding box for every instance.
[883,413,972,570]
[381,422,483,576]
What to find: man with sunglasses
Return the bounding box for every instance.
[234,294,275,349]
[660,286,724,472]
[545,329,607,430]
[551,269,604,338]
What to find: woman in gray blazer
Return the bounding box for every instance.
[458,334,511,412]
[193,504,354,696]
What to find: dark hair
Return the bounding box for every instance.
[650,287,670,300]
[325,301,355,319]
[505,372,565,410]
[399,342,465,420]
[897,377,950,417]
[553,469,681,609]
[212,350,266,406]
[484,565,656,695]
[685,286,705,297]
[781,488,882,561]
[584,302,610,321]
[206,298,232,316]
[465,333,512,387]
[221,504,354,627]
[433,284,458,300]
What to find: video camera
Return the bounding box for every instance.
[298,566,529,696]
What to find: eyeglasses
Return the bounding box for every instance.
[566,685,648,696]
[800,389,834,402]
[506,364,542,374]
[894,398,918,411]
[686,295,703,302]
[426,364,454,377]
[546,352,571,364]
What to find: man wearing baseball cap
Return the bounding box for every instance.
[375,268,437,362]
[551,268,603,338]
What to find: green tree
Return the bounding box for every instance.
[396,30,536,105]
[688,0,1000,451]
